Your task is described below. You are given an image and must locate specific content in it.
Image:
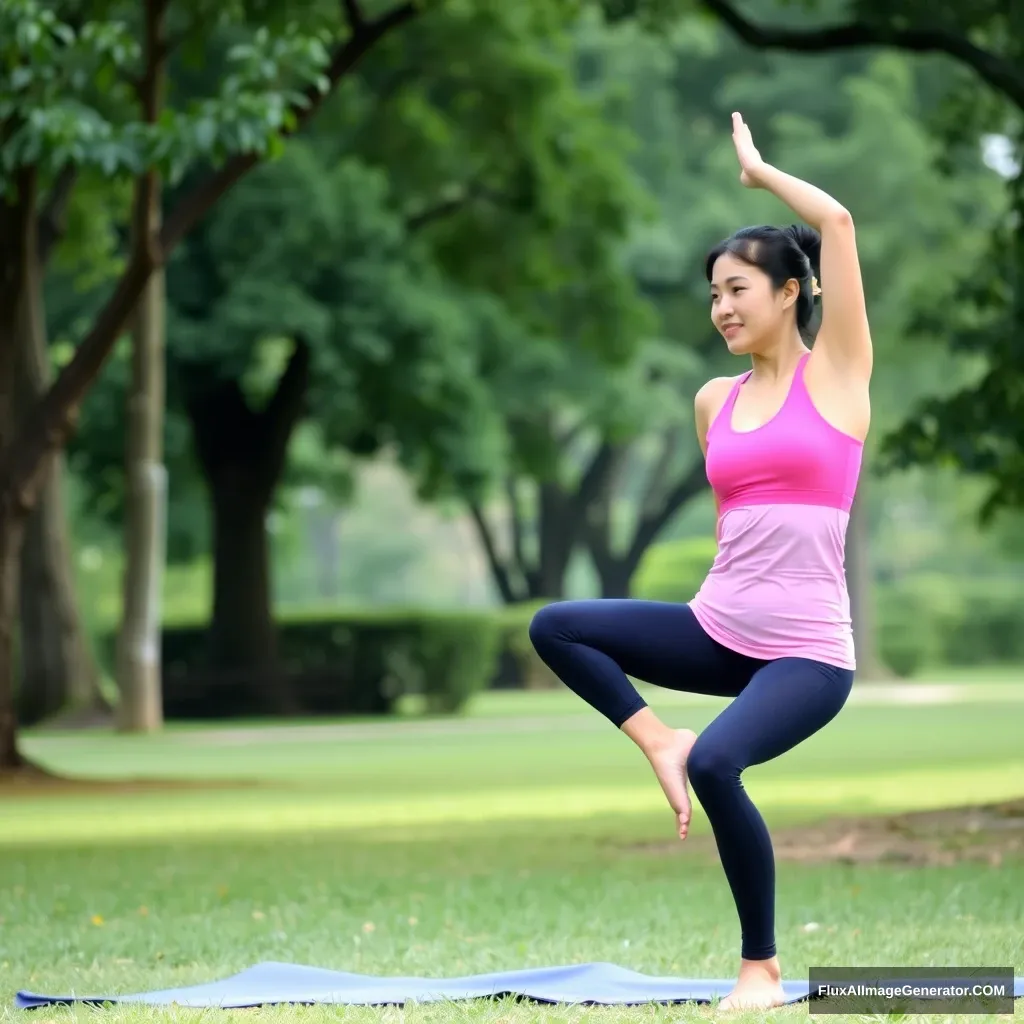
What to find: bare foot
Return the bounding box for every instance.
[718,957,787,1011]
[646,728,697,839]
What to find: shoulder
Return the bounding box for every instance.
[694,374,742,451]
[694,374,741,424]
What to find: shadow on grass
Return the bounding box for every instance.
[0,773,279,798]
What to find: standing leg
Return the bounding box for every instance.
[529,599,763,838]
[684,656,854,1010]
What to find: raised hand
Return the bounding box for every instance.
[731,111,767,188]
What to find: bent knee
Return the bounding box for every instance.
[528,601,572,650]
[687,740,739,789]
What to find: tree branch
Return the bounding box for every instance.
[0,1,420,506]
[638,426,682,516]
[180,370,256,481]
[160,1,418,255]
[701,0,1024,109]
[405,191,473,233]
[467,501,521,604]
[342,0,365,31]
[553,417,588,451]
[260,336,311,488]
[404,181,511,234]
[627,458,708,568]
[572,439,622,520]
[505,476,527,578]
[37,164,77,267]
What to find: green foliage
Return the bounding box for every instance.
[690,0,1024,514]
[631,535,718,601]
[0,0,335,192]
[65,0,658,536]
[877,573,1024,677]
[0,2,138,187]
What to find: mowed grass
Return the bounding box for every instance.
[1,682,1023,1024]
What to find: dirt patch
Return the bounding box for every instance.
[622,799,1024,867]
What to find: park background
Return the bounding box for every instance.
[1,0,1022,1018]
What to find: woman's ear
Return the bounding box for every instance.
[781,277,801,310]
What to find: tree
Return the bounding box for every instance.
[15,166,114,728]
[687,0,1024,516]
[464,9,1007,609]
[0,0,419,774]
[61,0,653,708]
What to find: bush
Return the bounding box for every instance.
[100,608,502,719]
[932,576,1024,666]
[632,536,718,603]
[876,573,1024,675]
[876,577,947,677]
[492,600,560,691]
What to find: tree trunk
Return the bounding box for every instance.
[0,503,28,772]
[116,221,166,731]
[17,462,109,726]
[115,0,168,733]
[596,563,634,599]
[468,483,576,604]
[182,340,309,714]
[585,447,708,600]
[0,169,36,772]
[209,476,287,712]
[14,188,109,728]
[115,259,167,731]
[846,475,891,680]
[0,6,419,769]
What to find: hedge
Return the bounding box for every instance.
[877,573,1024,676]
[97,603,558,719]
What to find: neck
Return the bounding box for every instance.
[748,338,808,382]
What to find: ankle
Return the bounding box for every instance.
[740,956,782,982]
[619,708,675,754]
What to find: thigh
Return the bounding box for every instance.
[694,657,854,770]
[532,599,757,698]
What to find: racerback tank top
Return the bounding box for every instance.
[688,351,864,669]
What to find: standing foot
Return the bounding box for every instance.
[718,956,787,1011]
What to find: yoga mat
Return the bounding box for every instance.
[15,961,1022,1009]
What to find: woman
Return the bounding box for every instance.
[529,112,872,1011]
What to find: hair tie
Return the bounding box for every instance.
[811,276,821,296]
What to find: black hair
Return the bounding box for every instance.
[705,224,822,340]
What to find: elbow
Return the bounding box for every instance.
[828,207,854,230]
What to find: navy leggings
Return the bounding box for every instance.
[529,599,853,961]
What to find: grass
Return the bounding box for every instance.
[2,683,1023,1023]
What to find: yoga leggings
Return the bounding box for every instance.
[529,599,854,961]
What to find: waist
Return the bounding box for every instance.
[718,487,855,517]
[712,502,850,576]
[692,503,854,667]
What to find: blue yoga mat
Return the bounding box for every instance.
[15,961,1023,1010]
[10,962,807,1008]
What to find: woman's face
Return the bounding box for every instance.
[709,253,796,355]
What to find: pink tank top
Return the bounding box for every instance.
[688,352,863,669]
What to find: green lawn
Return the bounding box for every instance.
[2,683,1023,1022]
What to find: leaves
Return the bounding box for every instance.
[0,1,335,194]
[690,0,1024,513]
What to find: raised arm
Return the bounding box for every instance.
[728,112,873,382]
